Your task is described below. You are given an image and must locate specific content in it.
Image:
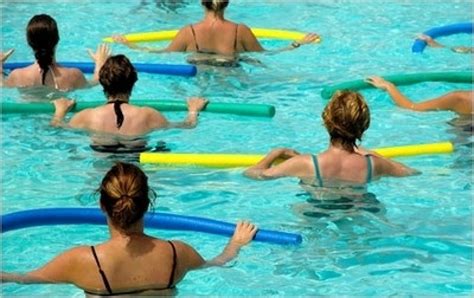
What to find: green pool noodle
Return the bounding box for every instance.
[321,71,473,99]
[1,100,276,118]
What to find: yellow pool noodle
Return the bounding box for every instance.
[104,28,318,43]
[140,142,453,168]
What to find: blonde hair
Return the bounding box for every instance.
[322,91,370,152]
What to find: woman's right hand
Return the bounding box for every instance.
[52,98,76,115]
[88,44,112,67]
[1,49,14,74]
[230,221,258,247]
[187,97,208,113]
[112,35,132,47]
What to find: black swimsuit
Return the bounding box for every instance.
[84,241,177,296]
[188,24,241,67]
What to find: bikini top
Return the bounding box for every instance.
[106,99,127,129]
[189,23,239,54]
[84,241,177,296]
[311,154,373,187]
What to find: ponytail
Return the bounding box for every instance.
[26,14,59,85]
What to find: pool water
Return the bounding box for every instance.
[1,0,473,296]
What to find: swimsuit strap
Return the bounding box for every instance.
[107,100,126,129]
[90,246,113,295]
[365,155,373,183]
[167,241,177,289]
[311,155,323,187]
[48,66,59,89]
[189,24,200,51]
[234,24,239,51]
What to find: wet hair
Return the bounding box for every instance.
[99,55,138,98]
[99,55,138,128]
[201,0,229,12]
[26,14,60,85]
[99,162,153,230]
[322,91,370,152]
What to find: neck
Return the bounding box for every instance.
[328,141,354,153]
[107,94,130,103]
[204,10,225,21]
[107,217,145,239]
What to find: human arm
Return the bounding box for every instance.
[1,49,15,87]
[1,247,83,284]
[355,147,420,177]
[244,148,308,180]
[176,221,257,273]
[240,25,319,53]
[417,34,444,48]
[112,27,189,53]
[366,76,471,114]
[87,44,112,85]
[164,97,208,129]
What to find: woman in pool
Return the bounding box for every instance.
[245,91,418,185]
[1,162,258,296]
[51,54,208,152]
[1,14,108,90]
[113,0,319,66]
[417,34,473,54]
[366,76,473,115]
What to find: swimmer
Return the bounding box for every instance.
[1,14,109,91]
[366,76,473,115]
[0,162,258,296]
[51,54,208,152]
[244,91,419,187]
[113,0,319,66]
[417,34,473,54]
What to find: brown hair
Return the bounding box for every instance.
[26,14,59,85]
[99,55,138,99]
[322,91,370,152]
[99,162,152,230]
[201,0,229,12]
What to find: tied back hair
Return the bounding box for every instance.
[26,14,59,85]
[201,0,229,12]
[99,162,155,230]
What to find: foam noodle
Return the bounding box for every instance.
[412,22,473,53]
[321,71,472,99]
[104,28,319,43]
[3,61,197,77]
[140,142,454,167]
[1,208,302,245]
[1,101,275,118]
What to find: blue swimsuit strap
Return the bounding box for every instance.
[365,155,373,183]
[311,155,324,187]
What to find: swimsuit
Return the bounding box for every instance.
[188,24,240,67]
[311,154,373,187]
[84,241,177,296]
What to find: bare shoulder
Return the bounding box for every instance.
[64,67,87,87]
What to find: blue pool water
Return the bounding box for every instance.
[1,0,473,296]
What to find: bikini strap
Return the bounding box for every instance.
[189,24,199,51]
[167,241,177,288]
[311,155,323,187]
[48,66,59,89]
[365,155,373,183]
[234,24,239,51]
[90,246,113,295]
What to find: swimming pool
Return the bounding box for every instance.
[1,0,473,296]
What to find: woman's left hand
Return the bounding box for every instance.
[1,49,14,74]
[297,33,321,45]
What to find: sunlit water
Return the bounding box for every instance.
[1,0,473,296]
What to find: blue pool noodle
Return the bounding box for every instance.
[3,62,197,77]
[1,208,302,245]
[412,22,473,53]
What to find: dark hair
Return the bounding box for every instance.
[99,55,138,99]
[322,91,370,152]
[26,14,59,85]
[201,0,229,12]
[99,163,152,230]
